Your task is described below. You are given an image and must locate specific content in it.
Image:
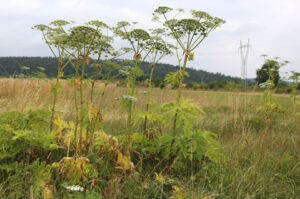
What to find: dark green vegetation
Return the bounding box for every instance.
[0,56,239,83]
[256,57,289,86]
[1,56,298,93]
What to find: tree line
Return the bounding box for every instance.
[0,56,241,83]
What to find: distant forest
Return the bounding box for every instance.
[0,57,241,83]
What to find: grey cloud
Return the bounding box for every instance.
[0,0,299,78]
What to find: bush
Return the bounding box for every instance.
[208,81,224,90]
[153,77,162,87]
[185,82,194,89]
[159,81,166,89]
[286,87,292,93]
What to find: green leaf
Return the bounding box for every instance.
[165,71,181,85]
[160,99,205,130]
[131,66,144,77]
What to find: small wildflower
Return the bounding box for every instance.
[122,95,137,102]
[139,90,149,94]
[259,82,273,88]
[65,185,84,192]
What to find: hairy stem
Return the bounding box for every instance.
[168,54,189,165]
[79,60,86,155]
[49,60,62,132]
[73,62,80,155]
[143,66,155,132]
[90,80,96,103]
[127,60,139,132]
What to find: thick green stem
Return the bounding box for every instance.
[90,80,96,103]
[143,67,154,132]
[142,66,155,151]
[86,80,96,149]
[73,62,80,155]
[127,60,139,132]
[171,54,188,137]
[43,30,59,132]
[168,54,189,165]
[127,79,135,131]
[98,72,112,111]
[49,62,62,132]
[176,54,189,103]
[79,60,86,155]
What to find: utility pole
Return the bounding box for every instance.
[239,39,250,88]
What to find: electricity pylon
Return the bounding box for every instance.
[239,39,250,87]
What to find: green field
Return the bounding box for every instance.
[0,78,299,198]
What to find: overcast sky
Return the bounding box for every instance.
[0,0,299,78]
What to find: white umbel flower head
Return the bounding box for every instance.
[139,90,149,94]
[122,95,137,102]
[259,82,273,88]
[65,185,84,192]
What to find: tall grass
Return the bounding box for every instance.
[0,78,299,198]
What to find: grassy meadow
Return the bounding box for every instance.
[0,78,299,198]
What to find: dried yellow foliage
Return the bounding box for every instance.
[96,132,119,153]
[86,57,91,65]
[115,151,134,171]
[75,77,81,91]
[53,117,75,147]
[170,185,188,199]
[89,102,102,122]
[58,69,64,77]
[43,185,55,199]
[53,117,66,134]
[154,172,166,184]
[58,157,90,184]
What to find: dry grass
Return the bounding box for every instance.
[0,78,283,114]
[0,78,299,198]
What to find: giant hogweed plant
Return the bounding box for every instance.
[33,20,72,132]
[129,31,174,170]
[33,20,99,155]
[84,21,129,107]
[29,22,136,198]
[153,7,225,102]
[114,21,152,131]
[133,31,174,146]
[77,21,127,150]
[142,31,173,131]
[259,57,288,115]
[153,6,225,164]
[33,20,115,154]
[85,48,133,151]
[64,23,102,155]
[10,7,228,197]
[64,21,126,155]
[86,21,113,103]
[257,57,290,166]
